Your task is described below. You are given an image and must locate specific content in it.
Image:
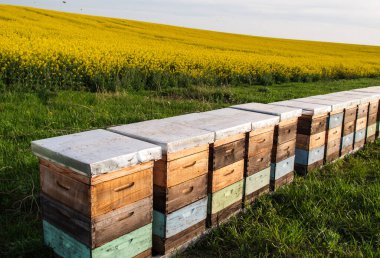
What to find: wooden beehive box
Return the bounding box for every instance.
[271,100,331,175]
[231,103,302,190]
[108,121,214,255]
[32,129,162,258]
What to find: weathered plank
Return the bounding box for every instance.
[357,104,369,119]
[270,172,294,191]
[326,138,341,157]
[212,138,245,170]
[354,128,366,143]
[208,180,243,215]
[367,123,377,138]
[356,117,367,131]
[245,167,270,196]
[244,185,270,205]
[246,150,272,176]
[295,146,325,166]
[272,139,296,163]
[294,159,324,175]
[328,112,344,129]
[369,101,379,114]
[368,113,377,126]
[208,200,242,227]
[210,160,244,193]
[341,133,354,156]
[327,126,342,142]
[296,131,325,150]
[343,121,355,136]
[153,150,208,188]
[275,121,298,145]
[297,115,327,135]
[248,129,274,157]
[153,197,207,239]
[153,174,207,214]
[270,156,295,180]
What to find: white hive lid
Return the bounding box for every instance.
[293,97,350,111]
[353,86,380,93]
[328,91,378,104]
[109,120,214,153]
[31,129,162,176]
[231,102,302,121]
[270,100,331,116]
[347,90,380,102]
[310,94,361,107]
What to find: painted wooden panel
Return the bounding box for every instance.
[248,129,274,157]
[246,150,272,176]
[270,156,295,180]
[295,146,325,165]
[211,160,244,193]
[153,197,207,239]
[368,113,377,126]
[328,112,344,129]
[357,104,369,119]
[356,117,367,131]
[341,133,354,149]
[367,124,377,137]
[272,139,296,163]
[153,174,207,214]
[153,149,208,188]
[343,121,355,136]
[327,126,342,142]
[276,121,297,145]
[32,129,161,176]
[212,138,245,170]
[245,167,270,196]
[344,107,358,123]
[296,131,325,150]
[208,180,243,214]
[355,128,366,143]
[43,221,152,258]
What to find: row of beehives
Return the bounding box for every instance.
[31,86,380,258]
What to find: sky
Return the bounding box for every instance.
[2,0,380,46]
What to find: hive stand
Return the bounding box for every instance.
[353,87,380,139]
[108,121,214,256]
[271,100,331,175]
[32,129,162,258]
[231,103,302,190]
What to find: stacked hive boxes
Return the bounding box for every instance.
[108,121,213,255]
[231,103,302,190]
[270,101,331,174]
[353,87,380,139]
[31,130,162,258]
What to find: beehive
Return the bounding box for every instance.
[231,103,302,190]
[271,100,331,174]
[108,121,214,255]
[32,129,162,258]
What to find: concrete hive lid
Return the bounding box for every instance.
[292,97,350,111]
[348,90,380,102]
[31,129,162,176]
[270,100,331,116]
[353,86,380,93]
[231,102,302,121]
[109,120,214,154]
[310,94,361,107]
[328,91,378,104]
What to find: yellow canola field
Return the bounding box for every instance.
[1,5,380,90]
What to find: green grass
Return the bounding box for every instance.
[1,78,380,257]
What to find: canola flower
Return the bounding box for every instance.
[1,5,380,91]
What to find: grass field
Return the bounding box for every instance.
[1,78,380,257]
[2,5,380,92]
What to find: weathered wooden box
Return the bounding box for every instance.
[32,129,161,257]
[271,100,330,175]
[109,120,214,255]
[232,103,302,190]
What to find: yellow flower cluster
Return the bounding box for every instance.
[1,5,380,90]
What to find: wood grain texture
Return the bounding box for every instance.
[152,220,205,255]
[244,167,270,196]
[214,133,245,147]
[272,139,296,163]
[270,172,294,191]
[368,113,377,126]
[208,200,242,227]
[344,107,358,123]
[153,197,207,239]
[296,131,326,150]
[327,126,342,142]
[208,180,243,215]
[354,128,366,143]
[275,121,298,145]
[357,104,369,119]
[369,101,379,115]
[212,138,245,170]
[270,156,295,180]
[133,249,152,258]
[356,117,367,131]
[250,126,275,137]
[246,150,272,176]
[244,185,270,206]
[165,144,209,162]
[326,138,341,156]
[367,123,377,138]
[295,146,325,166]
[343,121,355,136]
[294,159,324,175]
[210,160,244,193]
[153,174,207,214]
[153,150,208,188]
[248,129,274,157]
[328,112,344,129]
[297,115,327,135]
